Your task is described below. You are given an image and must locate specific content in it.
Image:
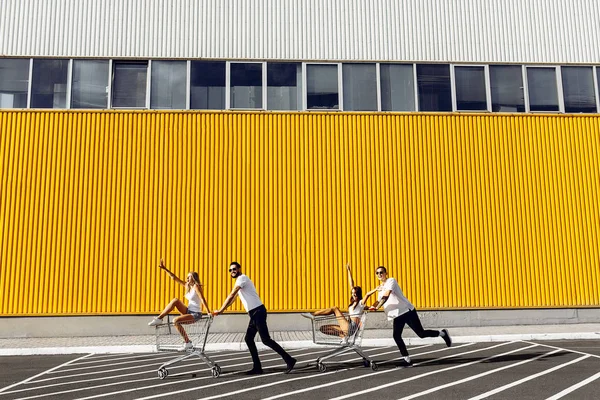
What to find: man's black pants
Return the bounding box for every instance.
[393,308,440,356]
[245,305,293,369]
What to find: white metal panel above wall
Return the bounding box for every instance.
[1,0,599,64]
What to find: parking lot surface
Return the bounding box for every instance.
[1,340,599,399]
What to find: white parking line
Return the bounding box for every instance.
[49,347,310,374]
[522,340,600,359]
[324,342,528,400]
[81,372,283,400]
[467,354,590,400]
[187,345,434,400]
[49,354,178,373]
[545,370,600,400]
[17,348,336,399]
[13,348,327,393]
[0,354,92,394]
[264,342,487,400]
[73,353,168,365]
[132,346,425,400]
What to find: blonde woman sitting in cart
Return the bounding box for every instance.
[148,259,211,350]
[302,263,377,338]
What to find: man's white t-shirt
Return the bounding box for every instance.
[377,278,414,321]
[235,274,263,312]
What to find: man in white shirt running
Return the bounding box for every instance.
[213,261,297,375]
[367,265,452,366]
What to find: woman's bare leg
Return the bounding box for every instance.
[314,307,349,336]
[157,298,187,319]
[319,325,345,337]
[173,314,195,343]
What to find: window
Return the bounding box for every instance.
[31,59,69,108]
[151,61,186,109]
[230,63,262,109]
[597,67,600,111]
[380,64,415,111]
[490,65,525,112]
[561,66,597,113]
[112,61,148,108]
[455,66,487,111]
[0,59,30,108]
[267,63,302,110]
[190,61,225,110]
[71,60,109,109]
[306,64,339,110]
[527,67,559,112]
[342,64,377,111]
[417,64,452,111]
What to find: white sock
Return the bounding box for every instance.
[403,356,411,363]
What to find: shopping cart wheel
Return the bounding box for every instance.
[317,363,327,373]
[211,365,221,378]
[362,358,370,368]
[157,368,168,379]
[370,362,378,371]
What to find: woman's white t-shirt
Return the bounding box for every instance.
[185,287,201,313]
[348,302,365,318]
[377,278,414,320]
[235,274,263,312]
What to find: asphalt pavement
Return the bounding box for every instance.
[1,340,599,399]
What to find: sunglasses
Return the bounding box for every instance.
[229,267,238,272]
[376,271,385,275]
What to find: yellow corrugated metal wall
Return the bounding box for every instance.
[0,111,598,315]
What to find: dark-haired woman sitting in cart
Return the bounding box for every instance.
[302,263,377,338]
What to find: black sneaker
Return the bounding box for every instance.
[284,358,297,374]
[245,368,264,375]
[441,329,452,347]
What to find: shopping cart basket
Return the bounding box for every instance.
[304,312,377,372]
[155,315,221,379]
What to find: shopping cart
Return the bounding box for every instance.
[304,312,377,372]
[154,315,221,379]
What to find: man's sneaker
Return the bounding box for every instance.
[441,329,452,347]
[284,358,297,374]
[148,318,163,326]
[301,313,314,320]
[399,356,413,368]
[182,342,194,351]
[245,368,264,375]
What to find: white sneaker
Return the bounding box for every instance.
[148,318,163,326]
[301,313,315,319]
[182,342,194,351]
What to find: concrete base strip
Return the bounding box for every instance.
[1,332,599,356]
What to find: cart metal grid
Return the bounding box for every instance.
[305,312,377,372]
[154,315,221,378]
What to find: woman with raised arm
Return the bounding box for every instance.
[148,259,211,350]
[302,263,377,337]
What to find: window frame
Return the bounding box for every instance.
[416,63,453,112]
[226,61,265,110]
[70,59,111,110]
[378,62,417,112]
[524,65,563,113]
[595,66,600,113]
[304,62,343,111]
[110,60,150,109]
[452,64,491,112]
[266,62,303,111]
[342,62,378,112]
[30,58,71,109]
[149,60,188,110]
